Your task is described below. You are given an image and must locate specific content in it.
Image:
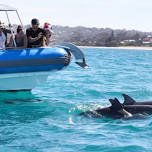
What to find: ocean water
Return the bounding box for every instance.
[1,47,152,152]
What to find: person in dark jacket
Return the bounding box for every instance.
[26,18,46,48]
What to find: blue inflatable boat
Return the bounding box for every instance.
[0,5,88,91]
[0,45,87,91]
[0,47,71,74]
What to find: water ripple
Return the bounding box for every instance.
[1,48,152,151]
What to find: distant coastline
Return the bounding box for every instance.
[51,25,152,48]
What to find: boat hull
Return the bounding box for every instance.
[0,71,51,91]
[0,47,71,91]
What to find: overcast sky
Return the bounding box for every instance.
[0,0,152,32]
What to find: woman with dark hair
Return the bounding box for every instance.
[9,25,27,48]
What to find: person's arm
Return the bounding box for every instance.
[26,28,40,43]
[23,35,28,48]
[8,35,14,47]
[28,32,43,43]
[3,28,11,34]
[42,36,47,47]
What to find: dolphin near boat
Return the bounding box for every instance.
[79,98,132,119]
[79,96,152,119]
[111,98,152,115]
[122,94,152,105]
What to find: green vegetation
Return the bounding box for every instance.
[51,25,152,47]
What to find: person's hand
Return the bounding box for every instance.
[8,24,12,28]
[38,32,43,39]
[12,34,15,39]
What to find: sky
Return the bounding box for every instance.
[0,0,152,32]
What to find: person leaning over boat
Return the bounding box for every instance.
[0,24,6,49]
[9,25,27,48]
[43,22,53,46]
[26,18,46,48]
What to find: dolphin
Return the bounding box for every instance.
[112,98,152,115]
[79,99,132,119]
[122,94,152,105]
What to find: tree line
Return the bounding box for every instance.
[51,25,151,47]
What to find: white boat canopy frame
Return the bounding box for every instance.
[0,4,17,11]
[0,4,24,47]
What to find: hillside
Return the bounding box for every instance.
[51,25,152,47]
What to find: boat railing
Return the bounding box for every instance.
[0,4,23,47]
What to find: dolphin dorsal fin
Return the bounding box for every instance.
[122,94,136,105]
[109,98,123,111]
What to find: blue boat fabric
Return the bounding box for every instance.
[0,47,69,74]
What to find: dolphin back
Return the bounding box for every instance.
[122,94,136,105]
[109,98,123,111]
[122,94,152,105]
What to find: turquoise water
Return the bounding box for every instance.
[1,47,152,152]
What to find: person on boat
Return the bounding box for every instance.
[9,25,27,48]
[0,21,11,46]
[0,24,6,49]
[43,22,53,46]
[26,18,46,48]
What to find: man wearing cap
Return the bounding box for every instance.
[26,18,46,48]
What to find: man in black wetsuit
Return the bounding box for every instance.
[26,18,46,48]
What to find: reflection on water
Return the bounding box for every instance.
[0,91,48,124]
[0,90,69,125]
[0,91,42,104]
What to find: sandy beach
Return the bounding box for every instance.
[108,46,152,50]
[79,46,152,50]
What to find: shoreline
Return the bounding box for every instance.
[79,46,152,50]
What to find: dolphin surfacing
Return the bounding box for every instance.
[79,94,152,119]
[111,98,152,115]
[79,98,132,119]
[122,94,152,105]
